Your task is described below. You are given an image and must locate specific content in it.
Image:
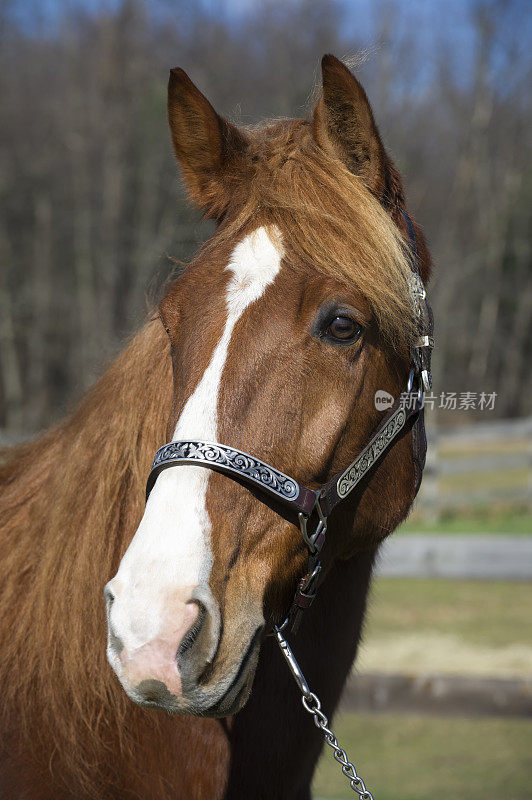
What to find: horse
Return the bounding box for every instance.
[0,55,432,799]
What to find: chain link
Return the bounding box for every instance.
[275,627,374,799]
[301,691,374,799]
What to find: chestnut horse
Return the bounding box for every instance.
[0,55,431,799]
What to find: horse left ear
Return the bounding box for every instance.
[168,68,249,217]
[313,55,386,197]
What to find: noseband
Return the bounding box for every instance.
[145,211,433,799]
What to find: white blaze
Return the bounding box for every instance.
[108,227,283,655]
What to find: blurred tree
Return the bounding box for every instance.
[0,0,530,430]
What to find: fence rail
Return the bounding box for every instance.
[415,416,532,518]
[376,535,532,579]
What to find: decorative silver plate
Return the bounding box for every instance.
[148,440,299,502]
[336,407,407,499]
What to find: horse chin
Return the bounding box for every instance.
[198,668,256,718]
[186,624,263,718]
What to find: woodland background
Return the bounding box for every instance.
[1,0,531,432]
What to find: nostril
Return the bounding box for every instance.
[104,583,123,658]
[104,583,115,607]
[177,602,206,659]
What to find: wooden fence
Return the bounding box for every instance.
[415,416,532,519]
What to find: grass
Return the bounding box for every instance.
[441,467,529,493]
[313,712,532,800]
[365,578,532,648]
[358,578,532,677]
[313,567,532,798]
[401,507,532,534]
[440,438,530,457]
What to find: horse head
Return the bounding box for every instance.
[105,55,431,717]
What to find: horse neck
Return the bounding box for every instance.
[225,548,376,799]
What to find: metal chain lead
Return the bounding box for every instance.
[275,627,374,800]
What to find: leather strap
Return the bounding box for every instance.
[401,209,433,495]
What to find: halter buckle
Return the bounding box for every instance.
[298,496,327,555]
[407,368,425,409]
[421,368,432,392]
[414,335,433,392]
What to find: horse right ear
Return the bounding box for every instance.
[167,68,248,217]
[313,55,386,198]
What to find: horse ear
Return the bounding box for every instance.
[167,68,248,216]
[313,55,386,197]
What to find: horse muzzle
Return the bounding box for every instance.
[104,579,262,716]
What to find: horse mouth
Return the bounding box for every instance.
[198,626,263,718]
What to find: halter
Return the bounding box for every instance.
[146,210,433,632]
[145,210,433,799]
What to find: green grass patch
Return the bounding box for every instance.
[366,578,532,649]
[440,467,529,493]
[440,438,530,457]
[313,712,532,800]
[401,506,532,534]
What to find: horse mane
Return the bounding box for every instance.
[0,319,173,793]
[202,117,419,352]
[0,111,423,795]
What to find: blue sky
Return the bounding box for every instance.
[6,0,530,88]
[7,0,525,37]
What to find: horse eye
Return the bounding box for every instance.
[325,316,363,343]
